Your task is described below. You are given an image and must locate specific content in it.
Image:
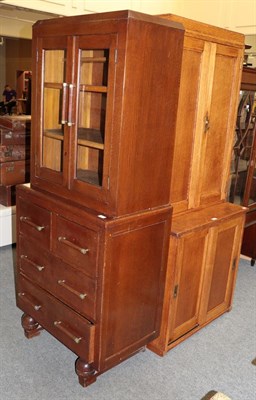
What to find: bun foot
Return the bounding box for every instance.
[21,313,43,339]
[75,358,97,387]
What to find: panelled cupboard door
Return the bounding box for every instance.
[194,44,244,209]
[199,215,245,323]
[169,36,205,214]
[167,230,208,344]
[148,204,245,356]
[160,14,244,214]
[180,41,243,212]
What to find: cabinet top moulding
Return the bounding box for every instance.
[159,14,244,48]
[30,10,185,217]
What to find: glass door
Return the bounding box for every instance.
[71,35,116,193]
[35,36,70,186]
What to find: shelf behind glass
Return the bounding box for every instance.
[44,127,104,150]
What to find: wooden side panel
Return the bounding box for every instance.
[100,209,171,369]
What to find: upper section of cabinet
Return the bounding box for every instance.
[30,10,184,217]
[160,14,245,215]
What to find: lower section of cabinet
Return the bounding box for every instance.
[15,184,171,386]
[148,202,246,356]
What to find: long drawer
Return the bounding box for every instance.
[19,235,97,321]
[16,274,95,362]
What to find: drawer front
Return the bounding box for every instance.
[53,215,99,278]
[0,160,30,185]
[0,129,30,145]
[18,198,51,249]
[19,236,97,321]
[16,275,95,362]
[0,117,31,132]
[0,144,29,162]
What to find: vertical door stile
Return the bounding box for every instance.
[67,35,79,189]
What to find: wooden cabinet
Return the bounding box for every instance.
[148,203,245,356]
[147,14,246,358]
[16,184,172,384]
[160,14,244,214]
[228,66,256,265]
[14,11,184,387]
[30,11,184,217]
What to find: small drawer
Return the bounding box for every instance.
[16,275,95,362]
[53,215,99,278]
[18,198,51,249]
[19,236,97,321]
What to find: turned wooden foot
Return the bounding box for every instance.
[75,358,97,387]
[21,313,43,339]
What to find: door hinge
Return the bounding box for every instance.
[36,50,39,62]
[173,284,179,298]
[232,257,237,270]
[107,176,110,189]
[114,49,118,64]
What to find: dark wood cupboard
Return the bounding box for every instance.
[14,10,184,387]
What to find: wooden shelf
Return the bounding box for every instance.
[44,128,104,150]
[80,84,107,93]
[81,57,107,63]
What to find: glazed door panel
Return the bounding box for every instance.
[168,229,208,343]
[34,36,70,186]
[70,34,116,198]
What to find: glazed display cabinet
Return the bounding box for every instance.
[228,66,256,265]
[15,10,184,387]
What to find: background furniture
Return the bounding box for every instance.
[0,116,31,207]
[228,66,256,265]
[15,10,184,387]
[148,14,246,356]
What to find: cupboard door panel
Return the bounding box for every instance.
[207,226,235,311]
[204,216,244,322]
[200,45,243,206]
[169,230,208,342]
[170,37,204,213]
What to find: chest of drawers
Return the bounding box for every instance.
[15,184,171,386]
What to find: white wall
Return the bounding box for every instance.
[0,0,255,37]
